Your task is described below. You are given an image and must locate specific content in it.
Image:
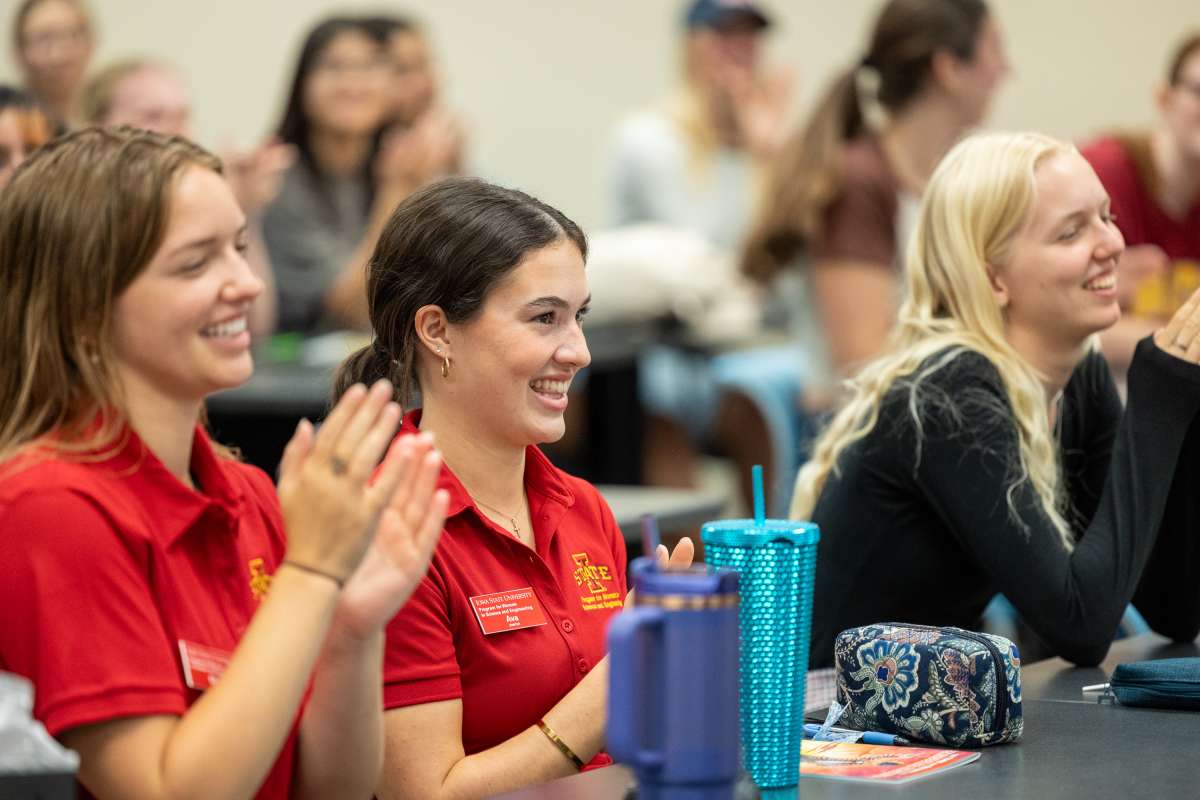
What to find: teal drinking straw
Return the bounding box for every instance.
[752,464,766,527]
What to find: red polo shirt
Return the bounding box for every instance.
[0,426,296,800]
[1082,134,1200,317]
[382,411,628,763]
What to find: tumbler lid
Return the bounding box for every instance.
[631,557,739,596]
[701,519,820,548]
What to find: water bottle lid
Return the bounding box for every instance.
[631,557,739,596]
[701,519,820,548]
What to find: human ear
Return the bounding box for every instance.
[1154,82,1172,115]
[930,48,964,93]
[985,263,1010,309]
[414,304,450,357]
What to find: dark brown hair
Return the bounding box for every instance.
[333,177,587,405]
[0,126,221,462]
[1167,33,1200,86]
[742,0,989,281]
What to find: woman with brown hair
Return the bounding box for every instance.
[0,126,448,799]
[10,0,94,128]
[328,177,691,800]
[744,0,1009,401]
[1082,33,1200,382]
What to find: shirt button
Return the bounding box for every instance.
[577,657,589,674]
[561,619,575,633]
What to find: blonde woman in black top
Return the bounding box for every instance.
[795,131,1200,668]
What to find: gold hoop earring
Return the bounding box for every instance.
[441,356,451,379]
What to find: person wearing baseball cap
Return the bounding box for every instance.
[606,0,797,512]
[684,0,771,31]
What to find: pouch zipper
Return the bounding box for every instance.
[882,623,1008,738]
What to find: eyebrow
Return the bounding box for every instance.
[524,294,591,310]
[1049,197,1110,230]
[165,223,249,258]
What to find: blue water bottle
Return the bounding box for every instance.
[608,558,741,800]
[702,466,820,793]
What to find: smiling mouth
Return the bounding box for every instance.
[530,378,570,396]
[201,316,248,338]
[1083,274,1116,292]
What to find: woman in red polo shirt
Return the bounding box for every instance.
[330,177,693,799]
[0,127,449,799]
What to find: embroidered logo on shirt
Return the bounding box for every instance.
[248,557,272,600]
[572,552,623,612]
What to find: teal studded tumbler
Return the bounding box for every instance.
[702,469,819,791]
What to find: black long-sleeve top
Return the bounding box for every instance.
[809,338,1200,668]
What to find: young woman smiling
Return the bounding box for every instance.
[0,127,449,800]
[331,177,693,800]
[792,132,1200,670]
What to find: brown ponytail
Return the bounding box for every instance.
[742,0,989,283]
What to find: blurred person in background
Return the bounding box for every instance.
[81,58,294,337]
[606,0,796,506]
[1081,33,1200,383]
[744,0,1009,408]
[0,85,55,190]
[263,16,457,334]
[364,14,467,175]
[10,0,94,128]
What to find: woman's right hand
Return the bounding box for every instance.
[1154,286,1200,364]
[276,380,407,583]
[333,433,450,639]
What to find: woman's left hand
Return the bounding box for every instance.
[332,433,450,639]
[1154,286,1200,364]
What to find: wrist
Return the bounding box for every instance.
[279,558,348,590]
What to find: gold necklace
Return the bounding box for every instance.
[474,496,522,537]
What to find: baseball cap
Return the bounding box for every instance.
[684,0,771,31]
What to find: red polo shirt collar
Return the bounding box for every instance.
[98,423,244,547]
[400,410,574,555]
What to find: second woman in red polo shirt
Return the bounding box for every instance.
[332,177,693,799]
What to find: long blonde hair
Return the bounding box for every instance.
[0,126,223,466]
[790,131,1079,551]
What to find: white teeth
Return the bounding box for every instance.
[1084,275,1116,291]
[530,379,569,395]
[203,317,247,338]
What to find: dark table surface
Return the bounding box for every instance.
[492,632,1200,799]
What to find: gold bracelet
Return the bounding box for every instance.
[281,559,346,589]
[536,718,585,770]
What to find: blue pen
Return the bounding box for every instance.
[803,723,911,746]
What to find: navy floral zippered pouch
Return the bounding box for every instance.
[833,623,1023,748]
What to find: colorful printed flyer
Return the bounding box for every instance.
[801,740,980,784]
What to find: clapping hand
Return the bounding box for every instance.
[335,433,449,637]
[1154,286,1200,364]
[277,381,414,587]
[222,138,296,217]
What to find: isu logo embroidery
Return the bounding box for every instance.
[571,552,623,612]
[248,557,272,600]
[572,552,612,594]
